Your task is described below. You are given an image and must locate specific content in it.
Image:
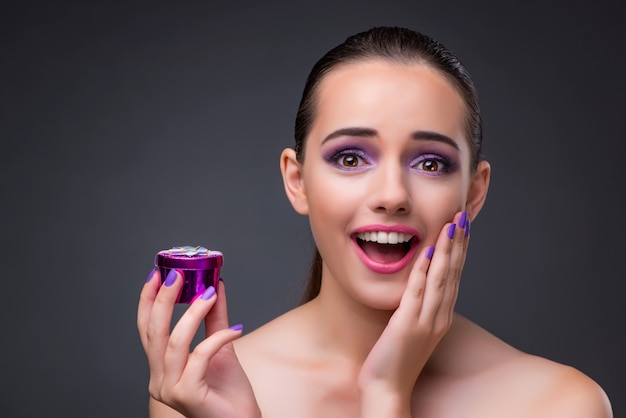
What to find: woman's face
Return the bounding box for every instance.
[284,60,487,310]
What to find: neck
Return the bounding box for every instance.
[304,265,395,366]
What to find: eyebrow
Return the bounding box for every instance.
[322,127,460,150]
[322,127,377,144]
[411,131,460,150]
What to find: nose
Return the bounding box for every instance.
[367,163,411,215]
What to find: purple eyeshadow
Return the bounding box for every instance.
[409,152,458,175]
[322,139,377,161]
[321,138,378,171]
[320,136,460,175]
[323,147,371,162]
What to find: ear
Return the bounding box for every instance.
[466,160,491,221]
[280,148,309,215]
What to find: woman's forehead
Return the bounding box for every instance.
[311,60,468,144]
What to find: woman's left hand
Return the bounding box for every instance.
[357,211,469,417]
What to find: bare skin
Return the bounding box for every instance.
[140,61,612,417]
[146,302,611,418]
[235,311,611,418]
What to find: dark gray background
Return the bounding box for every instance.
[2,1,624,416]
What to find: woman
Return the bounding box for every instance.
[137,27,612,417]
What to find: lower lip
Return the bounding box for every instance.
[351,238,420,274]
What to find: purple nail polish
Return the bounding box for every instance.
[164,269,179,287]
[200,286,216,300]
[459,212,467,229]
[447,223,457,239]
[146,268,157,283]
[465,220,471,237]
[230,324,243,331]
[426,246,435,260]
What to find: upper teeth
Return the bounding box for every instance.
[356,231,413,244]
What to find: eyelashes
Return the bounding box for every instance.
[324,147,457,175]
[410,153,457,176]
[324,148,373,171]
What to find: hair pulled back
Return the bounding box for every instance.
[295,27,483,303]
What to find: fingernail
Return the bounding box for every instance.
[200,286,216,300]
[426,246,435,260]
[230,324,243,331]
[447,223,457,239]
[465,220,471,237]
[164,269,179,287]
[146,268,157,283]
[459,212,467,229]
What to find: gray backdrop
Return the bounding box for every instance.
[2,1,624,416]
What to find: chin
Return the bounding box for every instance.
[356,281,405,311]
[369,299,402,312]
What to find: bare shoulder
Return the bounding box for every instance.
[233,305,321,417]
[429,315,613,418]
[533,361,613,418]
[233,303,307,360]
[232,302,319,385]
[495,353,613,418]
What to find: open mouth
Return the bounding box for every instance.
[355,231,415,264]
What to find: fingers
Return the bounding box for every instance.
[446,211,469,283]
[180,326,243,387]
[162,286,218,388]
[138,269,243,405]
[397,211,470,331]
[145,270,184,387]
[204,279,230,336]
[395,245,433,324]
[137,268,161,349]
[440,213,470,320]
[418,220,455,324]
[425,211,469,328]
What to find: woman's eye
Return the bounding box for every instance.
[325,149,371,170]
[420,159,439,172]
[412,154,454,175]
[341,154,360,167]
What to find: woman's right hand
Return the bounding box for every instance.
[137,270,261,418]
[358,212,470,417]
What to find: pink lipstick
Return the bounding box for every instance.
[351,224,420,274]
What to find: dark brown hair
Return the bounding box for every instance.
[295,27,483,303]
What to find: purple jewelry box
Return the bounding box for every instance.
[155,246,223,303]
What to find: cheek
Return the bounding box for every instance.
[304,173,354,235]
[306,172,366,216]
[411,181,466,240]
